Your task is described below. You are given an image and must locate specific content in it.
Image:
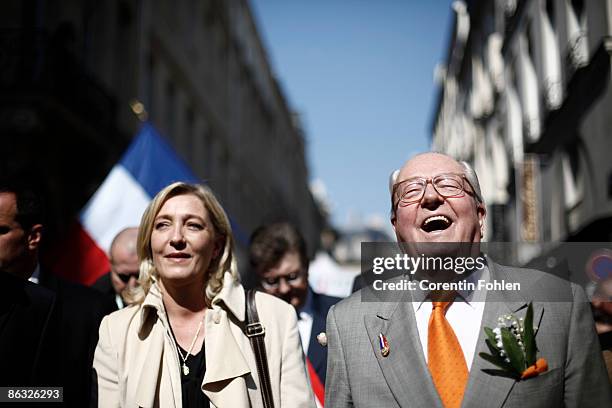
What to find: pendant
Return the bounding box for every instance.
[182,364,190,375]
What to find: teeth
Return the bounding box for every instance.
[424,215,450,226]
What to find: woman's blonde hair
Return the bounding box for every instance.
[124,182,238,305]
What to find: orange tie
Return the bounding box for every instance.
[428,301,468,408]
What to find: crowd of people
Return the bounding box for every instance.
[1,152,611,407]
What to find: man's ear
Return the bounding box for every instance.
[27,224,43,251]
[477,204,486,238]
[391,214,405,244]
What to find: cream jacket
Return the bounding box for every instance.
[93,273,315,407]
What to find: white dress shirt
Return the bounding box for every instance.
[411,264,489,370]
[297,288,314,355]
[28,264,41,284]
[115,293,125,309]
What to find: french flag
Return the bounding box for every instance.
[50,122,244,285]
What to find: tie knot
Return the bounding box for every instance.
[432,301,451,312]
[429,289,457,303]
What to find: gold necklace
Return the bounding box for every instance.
[176,319,203,376]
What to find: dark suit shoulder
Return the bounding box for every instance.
[92,272,114,294]
[0,271,56,306]
[311,289,342,313]
[40,271,117,315]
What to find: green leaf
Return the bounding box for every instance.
[478,351,514,372]
[523,302,536,366]
[485,339,499,355]
[501,327,525,373]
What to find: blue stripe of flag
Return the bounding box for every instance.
[119,122,248,245]
[120,122,200,197]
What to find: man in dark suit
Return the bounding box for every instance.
[92,226,139,310]
[0,178,59,387]
[325,152,612,407]
[0,177,114,406]
[249,222,341,404]
[36,270,116,406]
[0,270,60,387]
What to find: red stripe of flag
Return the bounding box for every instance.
[306,357,325,406]
[46,221,110,285]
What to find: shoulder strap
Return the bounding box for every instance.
[245,289,275,408]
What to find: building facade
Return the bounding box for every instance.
[430,0,612,269]
[0,0,323,267]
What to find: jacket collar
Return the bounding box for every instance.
[211,272,246,322]
[138,271,246,336]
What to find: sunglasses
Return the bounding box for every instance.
[260,272,304,290]
[116,272,139,283]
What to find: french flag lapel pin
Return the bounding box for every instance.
[379,333,390,357]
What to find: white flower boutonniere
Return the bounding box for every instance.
[479,302,548,380]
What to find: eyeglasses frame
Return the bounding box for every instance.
[391,172,479,210]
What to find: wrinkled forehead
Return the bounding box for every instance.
[398,153,465,180]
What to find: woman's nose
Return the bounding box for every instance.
[169,226,185,246]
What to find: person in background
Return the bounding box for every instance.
[92,227,140,310]
[0,177,60,387]
[250,222,341,404]
[591,275,612,382]
[94,182,314,407]
[0,175,114,406]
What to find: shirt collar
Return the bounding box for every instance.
[298,286,314,318]
[413,260,490,311]
[28,263,41,284]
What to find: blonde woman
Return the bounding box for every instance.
[93,182,314,407]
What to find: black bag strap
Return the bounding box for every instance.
[245,289,275,408]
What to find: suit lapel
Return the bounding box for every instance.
[462,261,542,408]
[461,296,519,408]
[307,298,328,382]
[364,298,443,408]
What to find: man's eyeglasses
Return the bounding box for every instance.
[392,173,478,208]
[116,272,139,283]
[260,273,304,290]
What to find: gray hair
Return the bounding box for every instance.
[459,161,484,204]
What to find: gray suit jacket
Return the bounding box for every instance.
[325,261,612,407]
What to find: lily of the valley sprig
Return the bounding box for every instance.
[479,302,548,380]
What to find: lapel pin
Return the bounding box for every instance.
[379,333,390,357]
[317,332,328,347]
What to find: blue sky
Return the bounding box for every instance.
[250,1,452,230]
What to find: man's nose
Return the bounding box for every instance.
[278,278,291,294]
[128,274,139,287]
[591,297,605,309]
[421,181,443,207]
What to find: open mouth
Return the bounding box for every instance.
[421,215,452,233]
